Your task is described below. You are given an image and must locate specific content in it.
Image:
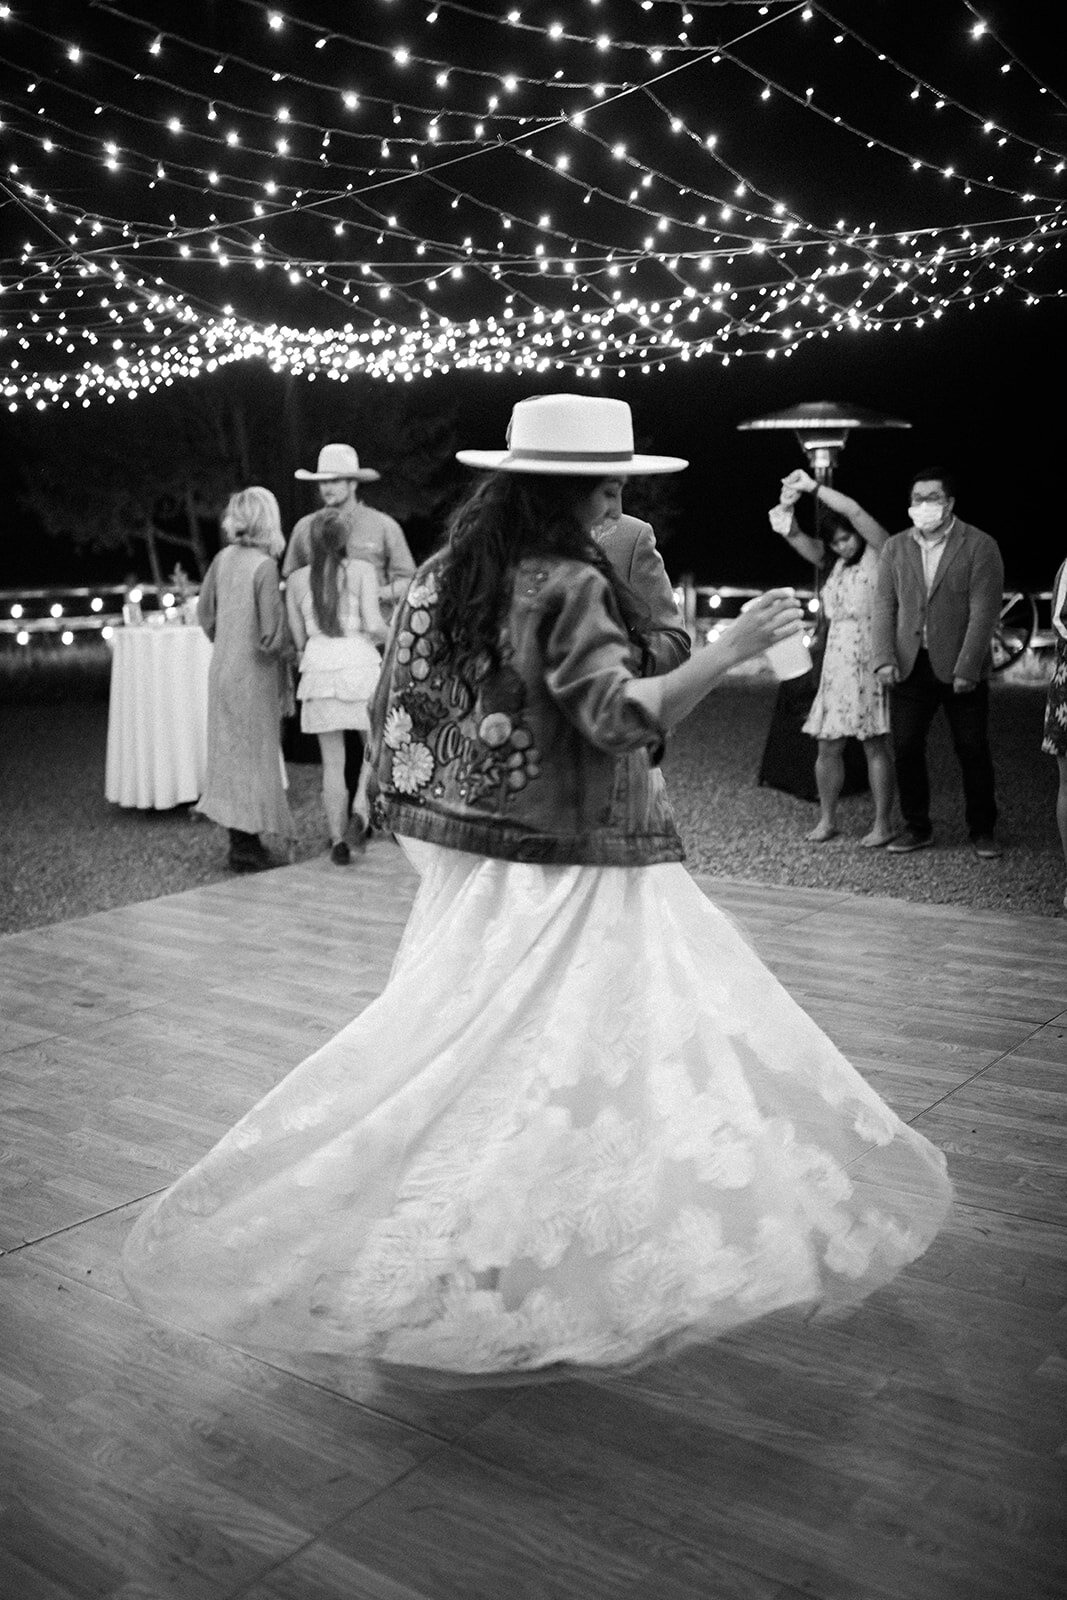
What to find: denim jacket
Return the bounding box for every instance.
[367,554,683,866]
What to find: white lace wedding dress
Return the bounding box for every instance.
[123,840,952,1378]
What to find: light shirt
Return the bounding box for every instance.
[910,517,955,648]
[283,501,415,614]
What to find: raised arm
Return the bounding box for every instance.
[769,500,825,567]
[781,468,889,552]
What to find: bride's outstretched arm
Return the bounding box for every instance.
[625,587,803,731]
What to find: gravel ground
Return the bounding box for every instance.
[666,678,1062,918]
[1,668,1062,936]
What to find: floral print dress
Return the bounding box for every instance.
[803,544,889,742]
[1041,558,1067,758]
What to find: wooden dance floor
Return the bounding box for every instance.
[1,840,1065,1600]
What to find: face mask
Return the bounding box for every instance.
[909,501,946,533]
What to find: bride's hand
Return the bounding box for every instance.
[732,588,805,661]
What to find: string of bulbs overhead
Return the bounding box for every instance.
[0,0,1062,409]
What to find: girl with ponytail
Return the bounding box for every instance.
[285,509,386,863]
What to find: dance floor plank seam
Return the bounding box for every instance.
[2,842,1065,1600]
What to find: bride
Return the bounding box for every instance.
[124,394,951,1379]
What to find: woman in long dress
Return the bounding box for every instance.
[285,509,387,864]
[770,469,896,846]
[196,487,295,872]
[124,396,951,1381]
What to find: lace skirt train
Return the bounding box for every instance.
[123,841,952,1379]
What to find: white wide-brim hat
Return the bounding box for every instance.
[295,442,380,482]
[456,394,688,476]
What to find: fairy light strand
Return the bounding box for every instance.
[0,1,1063,407]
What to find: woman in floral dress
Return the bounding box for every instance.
[124,396,951,1382]
[771,470,895,846]
[1040,554,1067,910]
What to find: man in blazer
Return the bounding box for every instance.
[597,512,691,676]
[872,468,1004,858]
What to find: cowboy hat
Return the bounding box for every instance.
[295,442,381,482]
[456,394,688,476]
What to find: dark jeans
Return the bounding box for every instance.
[344,729,365,810]
[889,650,997,839]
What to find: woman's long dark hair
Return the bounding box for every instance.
[435,472,651,684]
[308,509,348,636]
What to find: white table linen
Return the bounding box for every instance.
[105,624,213,809]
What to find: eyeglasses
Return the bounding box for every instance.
[909,492,948,505]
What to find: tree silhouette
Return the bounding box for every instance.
[14,367,460,583]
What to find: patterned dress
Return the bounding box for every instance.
[1040,558,1067,758]
[803,544,889,741]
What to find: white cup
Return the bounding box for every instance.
[766,629,812,680]
[741,591,812,680]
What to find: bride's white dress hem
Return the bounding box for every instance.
[123,840,952,1379]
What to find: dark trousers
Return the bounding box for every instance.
[344,729,365,810]
[227,828,265,863]
[889,649,997,839]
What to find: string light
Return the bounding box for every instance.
[0,1,1062,406]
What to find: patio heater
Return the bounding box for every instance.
[738,395,911,494]
[736,400,911,801]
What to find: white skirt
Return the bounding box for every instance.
[123,842,951,1379]
[297,633,381,734]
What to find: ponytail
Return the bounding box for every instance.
[308,510,348,636]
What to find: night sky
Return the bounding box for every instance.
[0,1,1063,589]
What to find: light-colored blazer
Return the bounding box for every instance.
[872,519,1004,684]
[599,514,691,676]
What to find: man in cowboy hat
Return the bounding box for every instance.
[285,443,416,829]
[283,442,415,613]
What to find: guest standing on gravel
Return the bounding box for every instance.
[770,469,895,848]
[1041,553,1067,911]
[872,468,1004,860]
[196,487,295,873]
